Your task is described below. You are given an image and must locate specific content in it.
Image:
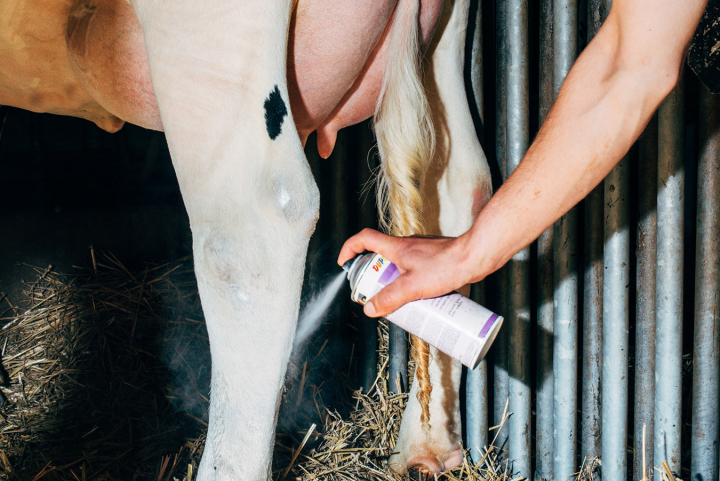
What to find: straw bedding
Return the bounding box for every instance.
[0,252,601,481]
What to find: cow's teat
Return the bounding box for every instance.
[316,124,338,159]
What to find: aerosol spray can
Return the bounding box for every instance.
[342,252,504,369]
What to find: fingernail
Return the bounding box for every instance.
[364,301,377,317]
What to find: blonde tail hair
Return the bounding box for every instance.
[373,0,434,425]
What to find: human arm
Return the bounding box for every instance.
[338,0,707,318]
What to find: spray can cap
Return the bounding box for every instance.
[341,253,377,298]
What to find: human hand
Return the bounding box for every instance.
[337,228,480,318]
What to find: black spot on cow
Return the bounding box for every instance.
[264,85,287,140]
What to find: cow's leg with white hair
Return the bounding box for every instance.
[389,0,492,473]
[129,1,318,479]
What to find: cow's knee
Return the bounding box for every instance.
[267,170,321,236]
[192,172,319,318]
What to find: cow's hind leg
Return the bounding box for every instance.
[129,2,319,479]
[389,0,493,474]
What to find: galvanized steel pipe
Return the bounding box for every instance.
[356,124,379,393]
[634,114,657,481]
[691,84,720,481]
[602,155,631,481]
[552,0,578,479]
[582,0,610,462]
[466,285,489,458]
[465,0,489,457]
[383,103,406,394]
[469,0,484,131]
[535,1,554,478]
[599,140,634,481]
[582,185,603,460]
[552,212,579,481]
[331,129,350,308]
[492,277,510,455]
[493,0,510,454]
[331,130,349,248]
[599,3,631,475]
[505,0,531,474]
[654,73,684,478]
[582,205,603,456]
[388,325,408,394]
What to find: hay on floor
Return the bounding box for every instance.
[0,252,602,481]
[0,253,208,481]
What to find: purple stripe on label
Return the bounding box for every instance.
[378,263,400,285]
[480,313,498,338]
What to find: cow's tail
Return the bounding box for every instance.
[373,0,434,425]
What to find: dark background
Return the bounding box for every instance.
[0,108,191,302]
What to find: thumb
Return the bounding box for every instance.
[364,274,421,318]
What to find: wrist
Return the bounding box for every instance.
[454,228,495,284]
[459,207,515,283]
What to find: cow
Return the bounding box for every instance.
[0,0,493,478]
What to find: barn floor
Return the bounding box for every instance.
[0,253,530,481]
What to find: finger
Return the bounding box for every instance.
[337,228,393,266]
[364,273,422,318]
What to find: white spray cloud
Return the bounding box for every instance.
[293,272,346,350]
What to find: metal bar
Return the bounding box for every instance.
[581,178,604,460]
[356,123,379,393]
[332,130,349,247]
[654,72,684,480]
[381,94,406,393]
[469,0,484,131]
[535,1,554,478]
[634,113,658,481]
[505,0,531,474]
[492,274,510,455]
[602,157,631,481]
[691,84,720,481]
[467,284,489,459]
[552,214,579,481]
[493,0,510,455]
[581,202,603,460]
[581,0,610,463]
[465,0,489,459]
[536,231,554,480]
[331,131,367,391]
[388,325,408,394]
[552,0,578,479]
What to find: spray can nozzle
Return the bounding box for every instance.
[341,255,365,282]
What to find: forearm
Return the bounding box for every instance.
[463,13,679,280]
[337,0,706,317]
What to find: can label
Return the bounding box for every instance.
[351,254,399,304]
[387,294,500,368]
[349,253,503,369]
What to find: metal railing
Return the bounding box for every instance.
[320,2,719,479]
